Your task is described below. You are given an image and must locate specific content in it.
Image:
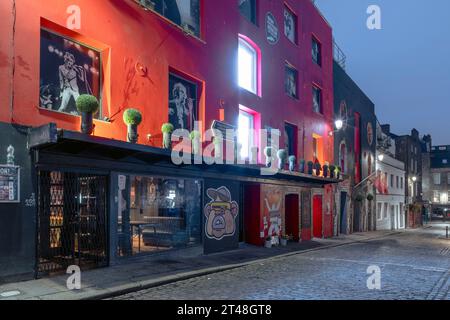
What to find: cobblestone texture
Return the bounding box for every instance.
[113,224,450,300]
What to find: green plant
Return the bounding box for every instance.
[122,108,143,125]
[189,130,201,140]
[264,146,273,158]
[355,194,364,202]
[289,155,296,162]
[367,194,374,201]
[161,123,174,134]
[76,95,99,114]
[277,149,288,160]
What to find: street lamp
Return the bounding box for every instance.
[335,119,344,130]
[377,154,384,162]
[412,176,417,182]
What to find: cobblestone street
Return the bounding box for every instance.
[113,223,450,300]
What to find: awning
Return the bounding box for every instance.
[28,123,341,188]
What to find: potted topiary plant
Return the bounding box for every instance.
[189,130,201,155]
[264,236,272,248]
[307,161,314,175]
[323,163,329,178]
[336,166,342,179]
[123,108,142,143]
[277,149,288,170]
[288,155,296,172]
[161,123,174,149]
[367,193,374,201]
[329,165,336,179]
[76,94,99,135]
[299,159,306,173]
[280,235,289,247]
[314,161,322,176]
[355,193,364,202]
[264,146,273,168]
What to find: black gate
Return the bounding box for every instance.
[37,171,108,276]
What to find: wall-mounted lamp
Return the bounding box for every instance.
[335,119,344,130]
[377,154,384,162]
[412,176,417,182]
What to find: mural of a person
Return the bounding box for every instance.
[169,82,195,130]
[58,52,92,113]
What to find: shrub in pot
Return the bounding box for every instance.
[189,130,201,155]
[367,193,374,201]
[280,235,289,247]
[314,162,322,176]
[336,166,342,179]
[299,159,306,173]
[76,94,99,135]
[277,149,288,170]
[355,193,364,202]
[323,164,329,178]
[329,165,336,179]
[288,155,296,172]
[161,123,174,149]
[307,161,314,175]
[123,108,142,143]
[264,147,273,168]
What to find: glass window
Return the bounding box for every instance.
[390,174,394,188]
[140,0,200,37]
[396,176,399,189]
[284,123,297,157]
[285,64,298,99]
[40,29,102,118]
[312,86,322,114]
[400,177,404,189]
[118,176,202,256]
[433,173,441,185]
[312,36,322,66]
[239,0,257,24]
[238,108,255,159]
[433,190,439,202]
[168,73,199,131]
[284,7,297,44]
[238,37,258,94]
[447,172,450,184]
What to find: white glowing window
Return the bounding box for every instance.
[238,38,257,94]
[238,109,254,159]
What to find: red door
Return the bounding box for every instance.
[285,194,300,241]
[313,195,323,238]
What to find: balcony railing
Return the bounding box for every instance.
[333,39,347,70]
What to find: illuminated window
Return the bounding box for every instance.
[312,85,322,114]
[433,173,441,185]
[238,37,258,94]
[238,108,255,159]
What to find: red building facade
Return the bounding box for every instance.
[0,0,336,280]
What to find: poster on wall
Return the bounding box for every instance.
[40,29,101,117]
[0,166,20,203]
[261,185,283,244]
[169,73,198,131]
[203,181,239,254]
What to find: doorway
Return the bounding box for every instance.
[285,194,299,241]
[301,190,312,241]
[313,195,323,238]
[37,171,108,276]
[339,192,348,235]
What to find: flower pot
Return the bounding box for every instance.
[127,124,138,144]
[307,162,314,175]
[329,166,336,179]
[163,132,172,149]
[280,238,288,247]
[299,160,305,173]
[80,112,94,135]
[264,240,272,248]
[323,165,329,178]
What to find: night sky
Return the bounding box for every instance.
[315,0,450,145]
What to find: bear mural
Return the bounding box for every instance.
[204,187,238,240]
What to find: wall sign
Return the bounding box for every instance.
[0,166,20,203]
[266,12,279,45]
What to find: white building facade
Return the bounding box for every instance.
[376,124,406,230]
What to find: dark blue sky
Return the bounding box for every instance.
[315,0,450,145]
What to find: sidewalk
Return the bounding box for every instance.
[0,230,400,300]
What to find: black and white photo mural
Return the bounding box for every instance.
[168,73,198,131]
[284,7,296,44]
[40,29,101,117]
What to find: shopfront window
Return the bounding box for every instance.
[117,176,202,256]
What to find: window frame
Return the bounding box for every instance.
[312,84,323,114]
[285,62,299,99]
[312,35,322,66]
[283,4,298,45]
[238,36,259,96]
[238,0,257,25]
[238,108,255,160]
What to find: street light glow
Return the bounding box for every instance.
[335,119,343,130]
[377,154,384,162]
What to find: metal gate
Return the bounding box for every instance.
[37,171,108,276]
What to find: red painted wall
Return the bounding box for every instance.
[0,0,333,163]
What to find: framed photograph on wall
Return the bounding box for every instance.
[168,73,199,131]
[39,29,102,117]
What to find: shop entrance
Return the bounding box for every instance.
[37,171,108,276]
[285,194,299,241]
[313,195,323,238]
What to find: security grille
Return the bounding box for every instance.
[37,171,108,276]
